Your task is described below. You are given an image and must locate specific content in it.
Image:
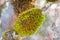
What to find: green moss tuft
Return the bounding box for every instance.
[14,8,45,36]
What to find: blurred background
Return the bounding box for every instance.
[0,0,60,40]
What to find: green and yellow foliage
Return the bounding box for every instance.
[14,8,45,36]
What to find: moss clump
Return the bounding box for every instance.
[47,0,57,2]
[2,30,14,40]
[11,0,33,4]
[14,8,45,36]
[11,0,35,15]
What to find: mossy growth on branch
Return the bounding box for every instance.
[11,0,35,14]
[13,7,45,36]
